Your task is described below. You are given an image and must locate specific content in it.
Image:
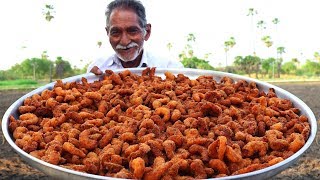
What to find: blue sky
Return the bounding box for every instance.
[1,0,319,70]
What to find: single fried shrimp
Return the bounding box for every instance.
[265,130,289,151]
[79,127,101,150]
[225,144,242,163]
[208,159,229,175]
[242,141,268,157]
[130,157,145,179]
[208,136,227,160]
[19,113,39,126]
[62,142,86,158]
[287,133,305,153]
[155,107,171,121]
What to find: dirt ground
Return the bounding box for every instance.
[0,82,319,179]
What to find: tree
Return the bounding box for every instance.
[42,4,55,81]
[42,4,55,22]
[301,60,320,76]
[19,58,53,80]
[234,55,260,77]
[247,8,258,55]
[181,57,214,70]
[261,58,276,78]
[179,33,196,59]
[276,46,285,78]
[314,51,320,62]
[166,42,173,52]
[272,18,280,43]
[282,61,297,75]
[97,41,102,48]
[224,37,236,68]
[55,57,73,79]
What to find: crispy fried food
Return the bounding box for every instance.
[9,69,310,179]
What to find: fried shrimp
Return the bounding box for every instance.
[130,157,145,179]
[243,141,268,157]
[155,107,171,121]
[79,127,101,150]
[208,136,227,160]
[63,142,86,158]
[9,69,310,179]
[287,133,305,153]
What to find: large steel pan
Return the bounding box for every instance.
[2,68,317,179]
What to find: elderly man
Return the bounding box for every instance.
[87,0,183,75]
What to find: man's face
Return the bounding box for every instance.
[106,8,151,62]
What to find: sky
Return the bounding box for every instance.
[0,0,319,70]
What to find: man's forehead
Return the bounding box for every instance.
[109,8,140,25]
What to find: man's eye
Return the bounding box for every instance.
[110,30,120,36]
[127,28,140,35]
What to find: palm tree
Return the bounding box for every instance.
[224,37,236,68]
[166,42,172,52]
[276,46,285,78]
[247,8,258,55]
[42,4,55,82]
[314,52,320,62]
[261,36,274,78]
[42,4,55,22]
[261,35,273,57]
[97,41,102,48]
[185,33,196,58]
[272,18,280,43]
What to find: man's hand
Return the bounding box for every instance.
[90,66,103,75]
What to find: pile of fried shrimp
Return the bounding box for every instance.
[9,68,310,179]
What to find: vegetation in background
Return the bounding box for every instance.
[1,5,319,90]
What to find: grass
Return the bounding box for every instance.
[0,79,44,90]
[0,74,319,90]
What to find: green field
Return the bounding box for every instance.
[0,79,44,90]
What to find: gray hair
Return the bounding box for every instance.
[105,0,147,29]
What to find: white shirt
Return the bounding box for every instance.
[87,50,184,73]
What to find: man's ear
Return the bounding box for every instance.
[144,23,151,41]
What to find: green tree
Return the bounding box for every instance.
[301,60,320,76]
[55,57,73,79]
[234,55,260,77]
[247,8,258,55]
[19,58,53,80]
[181,57,214,70]
[179,33,196,59]
[97,41,102,48]
[272,18,280,44]
[166,42,173,52]
[282,61,297,75]
[224,37,236,68]
[276,46,285,78]
[42,4,55,22]
[261,58,275,78]
[314,51,320,62]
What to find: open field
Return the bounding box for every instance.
[0,82,319,179]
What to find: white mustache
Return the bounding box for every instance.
[116,42,139,50]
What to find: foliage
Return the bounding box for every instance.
[181,57,214,70]
[282,61,297,74]
[233,55,260,76]
[42,4,55,22]
[261,57,275,75]
[301,60,320,76]
[55,56,74,78]
[18,58,54,79]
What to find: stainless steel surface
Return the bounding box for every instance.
[2,68,317,180]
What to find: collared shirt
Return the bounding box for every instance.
[87,50,184,73]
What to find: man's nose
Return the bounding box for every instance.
[119,32,131,46]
